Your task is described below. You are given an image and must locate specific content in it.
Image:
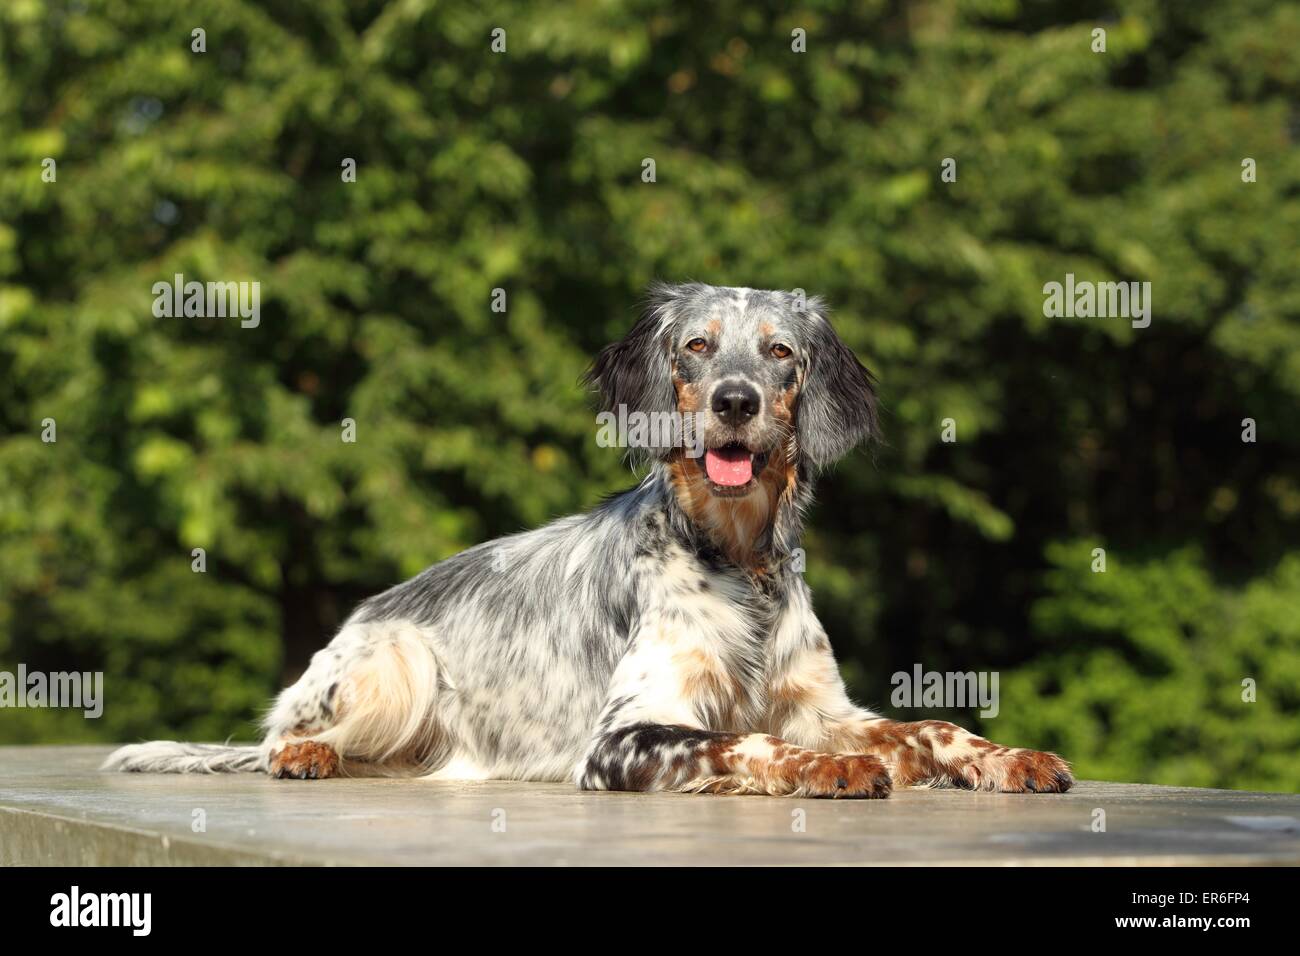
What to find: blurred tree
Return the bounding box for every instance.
[0,0,1296,787]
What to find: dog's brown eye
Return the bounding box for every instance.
[687,338,708,353]
[770,343,792,359]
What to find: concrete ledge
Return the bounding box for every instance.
[2,746,1298,866]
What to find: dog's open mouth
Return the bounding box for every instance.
[701,443,768,496]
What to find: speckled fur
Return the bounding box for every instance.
[104,283,1071,797]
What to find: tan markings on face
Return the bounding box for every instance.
[673,376,704,413]
[667,323,802,568]
[667,454,796,570]
[757,320,799,405]
[689,452,796,568]
[770,374,798,426]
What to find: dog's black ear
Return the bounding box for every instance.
[584,283,680,421]
[797,307,880,467]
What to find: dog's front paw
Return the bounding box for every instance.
[957,747,1073,793]
[270,741,340,779]
[801,753,893,799]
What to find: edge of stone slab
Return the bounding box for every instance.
[0,806,330,867]
[6,804,1300,866]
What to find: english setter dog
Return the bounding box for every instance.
[106,282,1072,797]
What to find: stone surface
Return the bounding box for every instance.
[2,745,1298,866]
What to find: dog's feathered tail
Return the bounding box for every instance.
[101,741,265,774]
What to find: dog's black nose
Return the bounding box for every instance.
[711,383,760,424]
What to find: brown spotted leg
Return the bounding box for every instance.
[769,632,1072,793]
[826,717,1073,793]
[577,722,891,798]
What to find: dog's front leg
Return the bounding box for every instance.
[823,716,1074,793]
[771,632,1073,793]
[574,630,889,798]
[576,720,891,798]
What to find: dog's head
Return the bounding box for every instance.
[587,282,878,497]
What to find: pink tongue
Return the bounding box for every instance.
[705,447,754,486]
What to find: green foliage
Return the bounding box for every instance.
[994,546,1300,790]
[1,1,1297,788]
